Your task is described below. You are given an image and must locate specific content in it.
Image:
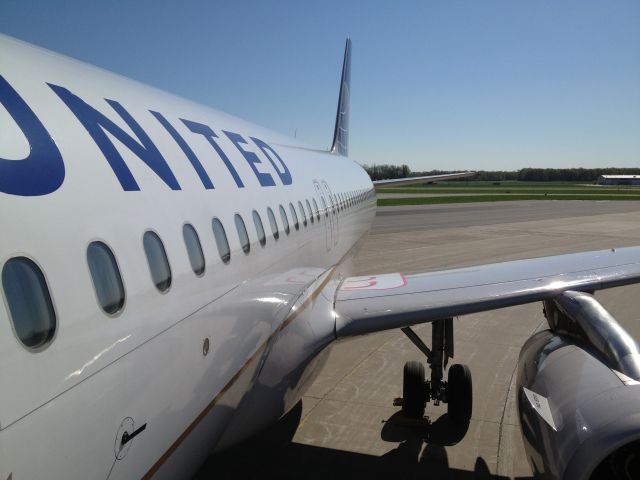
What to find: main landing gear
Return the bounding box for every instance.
[398,318,472,425]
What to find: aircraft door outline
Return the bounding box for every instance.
[313,180,331,251]
[321,180,339,247]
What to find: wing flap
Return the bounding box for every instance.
[335,247,640,337]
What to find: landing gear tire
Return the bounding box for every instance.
[447,363,472,425]
[402,361,426,418]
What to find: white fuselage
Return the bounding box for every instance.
[0,35,375,479]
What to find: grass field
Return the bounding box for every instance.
[376,181,640,206]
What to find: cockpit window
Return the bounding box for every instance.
[2,257,56,350]
[87,241,126,314]
[143,231,172,292]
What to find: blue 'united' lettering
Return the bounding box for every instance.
[224,131,276,187]
[182,119,245,188]
[251,137,292,185]
[49,83,181,191]
[0,75,65,196]
[152,111,214,189]
[0,77,293,196]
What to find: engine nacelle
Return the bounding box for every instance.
[517,291,640,480]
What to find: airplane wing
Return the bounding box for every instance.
[334,246,640,337]
[372,171,475,187]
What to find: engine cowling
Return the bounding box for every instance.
[517,291,640,480]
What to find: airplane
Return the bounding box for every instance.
[1,34,640,480]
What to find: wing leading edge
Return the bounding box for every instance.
[335,247,640,337]
[372,172,475,187]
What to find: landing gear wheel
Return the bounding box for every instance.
[447,363,472,425]
[402,361,426,418]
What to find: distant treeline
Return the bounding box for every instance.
[363,164,412,181]
[362,164,640,182]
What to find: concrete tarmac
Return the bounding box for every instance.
[197,200,640,479]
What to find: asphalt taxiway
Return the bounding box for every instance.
[197,200,640,479]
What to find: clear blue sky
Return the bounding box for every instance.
[2,0,639,171]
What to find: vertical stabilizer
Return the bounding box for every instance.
[331,38,351,156]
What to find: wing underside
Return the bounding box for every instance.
[334,247,640,337]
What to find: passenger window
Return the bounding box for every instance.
[252,210,266,247]
[267,207,280,240]
[212,218,231,263]
[143,231,172,292]
[183,224,205,276]
[305,199,314,223]
[289,202,300,230]
[87,241,126,314]
[298,201,307,227]
[2,257,56,349]
[279,205,290,235]
[235,214,250,253]
[312,198,320,221]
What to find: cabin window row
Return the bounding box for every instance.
[0,188,374,351]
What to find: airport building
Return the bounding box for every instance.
[596,174,640,186]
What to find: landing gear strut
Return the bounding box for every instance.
[399,318,472,425]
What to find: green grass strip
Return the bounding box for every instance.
[378,194,640,206]
[376,187,640,195]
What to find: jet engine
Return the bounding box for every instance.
[517,290,640,480]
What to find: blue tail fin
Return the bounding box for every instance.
[331,38,351,156]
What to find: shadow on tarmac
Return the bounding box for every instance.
[195,401,534,480]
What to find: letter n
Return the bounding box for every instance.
[49,84,180,191]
